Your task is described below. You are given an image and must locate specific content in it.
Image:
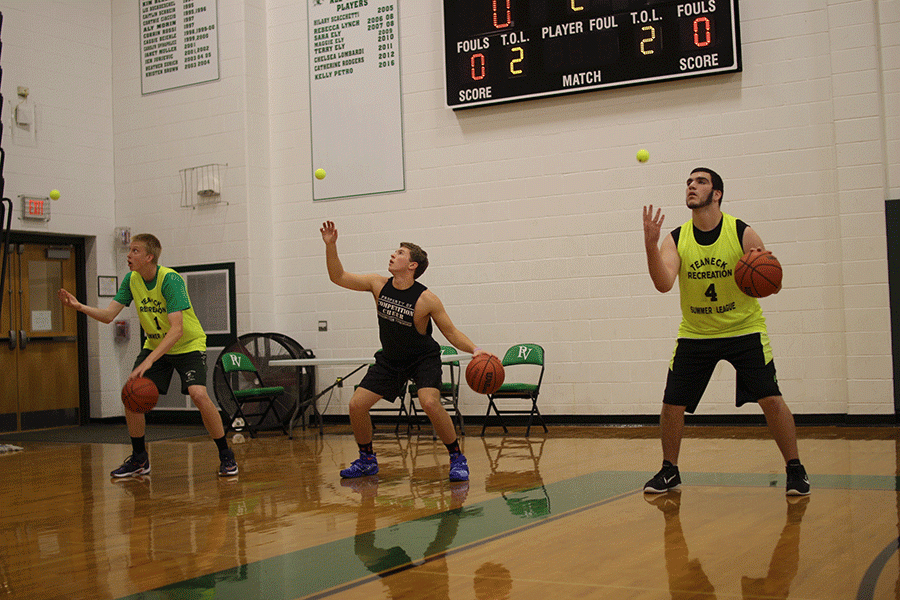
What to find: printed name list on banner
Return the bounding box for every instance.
[141,0,220,95]
[308,0,404,201]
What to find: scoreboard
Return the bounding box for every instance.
[443,0,741,108]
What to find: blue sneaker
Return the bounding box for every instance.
[219,448,239,477]
[449,453,469,482]
[111,453,150,478]
[341,452,378,478]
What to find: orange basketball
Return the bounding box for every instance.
[734,249,783,298]
[122,377,159,413]
[466,354,505,395]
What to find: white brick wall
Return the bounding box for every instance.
[1,1,896,419]
[267,0,898,419]
[0,0,119,418]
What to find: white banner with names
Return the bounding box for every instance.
[308,0,404,200]
[140,0,219,95]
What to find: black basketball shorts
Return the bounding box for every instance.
[133,349,208,395]
[663,333,781,413]
[357,349,442,402]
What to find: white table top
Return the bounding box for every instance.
[270,353,471,367]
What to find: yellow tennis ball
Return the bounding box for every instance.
[636,149,650,163]
[314,168,326,180]
[49,189,60,200]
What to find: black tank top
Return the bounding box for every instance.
[377,277,440,362]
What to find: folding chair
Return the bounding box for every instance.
[408,345,465,436]
[218,352,289,437]
[481,343,547,437]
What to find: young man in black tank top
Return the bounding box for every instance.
[321,221,494,483]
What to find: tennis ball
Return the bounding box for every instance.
[49,189,60,200]
[636,149,650,163]
[314,168,326,180]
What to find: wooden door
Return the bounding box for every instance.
[0,243,79,431]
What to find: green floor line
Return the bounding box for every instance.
[117,470,900,600]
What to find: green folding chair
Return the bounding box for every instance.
[481,343,547,437]
[219,352,289,437]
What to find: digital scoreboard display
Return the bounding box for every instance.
[443,0,741,109]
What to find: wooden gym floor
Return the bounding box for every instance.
[1,424,898,599]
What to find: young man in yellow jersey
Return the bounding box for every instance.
[59,233,238,478]
[641,168,809,496]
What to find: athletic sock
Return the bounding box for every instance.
[445,440,461,455]
[131,436,146,457]
[213,435,229,453]
[358,442,374,455]
[787,458,801,467]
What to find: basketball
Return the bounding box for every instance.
[466,354,505,395]
[122,377,159,413]
[734,249,783,298]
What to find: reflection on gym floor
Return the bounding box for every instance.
[0,426,897,599]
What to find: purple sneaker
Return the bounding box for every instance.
[449,453,469,482]
[340,452,378,478]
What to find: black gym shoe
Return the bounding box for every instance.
[219,448,239,477]
[110,453,150,478]
[785,462,810,496]
[643,462,681,494]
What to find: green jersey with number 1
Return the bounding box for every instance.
[116,265,207,353]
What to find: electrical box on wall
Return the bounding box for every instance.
[11,89,37,146]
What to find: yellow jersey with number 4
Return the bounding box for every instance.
[676,213,766,339]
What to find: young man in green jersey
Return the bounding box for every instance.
[641,168,809,496]
[59,233,238,478]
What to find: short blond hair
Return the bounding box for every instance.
[132,233,161,263]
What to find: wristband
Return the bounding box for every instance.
[473,347,482,353]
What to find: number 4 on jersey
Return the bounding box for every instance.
[705,284,718,302]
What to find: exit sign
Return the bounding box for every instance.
[20,195,51,221]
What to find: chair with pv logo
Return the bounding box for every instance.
[217,351,290,437]
[481,343,547,437]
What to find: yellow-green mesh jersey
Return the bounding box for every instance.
[676,213,766,338]
[127,265,206,353]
